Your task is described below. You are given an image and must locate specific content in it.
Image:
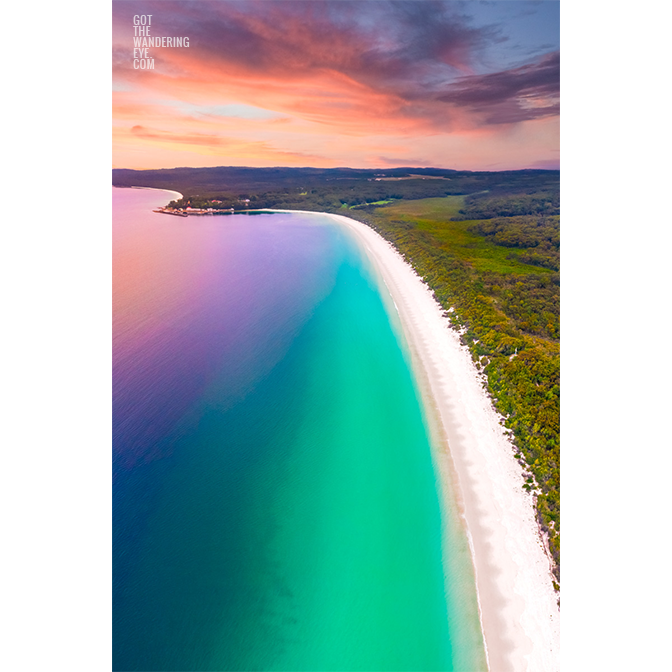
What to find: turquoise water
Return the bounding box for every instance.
[113,188,486,671]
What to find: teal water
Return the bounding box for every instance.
[113,188,486,671]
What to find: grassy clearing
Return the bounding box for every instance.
[349,199,394,209]
[379,197,554,276]
[381,195,465,220]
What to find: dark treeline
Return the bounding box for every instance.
[113,166,559,211]
[452,192,560,220]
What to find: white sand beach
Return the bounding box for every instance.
[130,186,184,201]
[277,210,560,672]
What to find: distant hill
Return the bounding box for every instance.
[112,166,559,205]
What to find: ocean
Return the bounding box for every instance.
[113,187,486,671]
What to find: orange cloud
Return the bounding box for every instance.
[112,1,559,169]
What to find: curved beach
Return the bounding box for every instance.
[129,186,183,201]
[276,210,560,672]
[119,190,494,670]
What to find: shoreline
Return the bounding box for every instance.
[269,209,560,671]
[128,185,184,200]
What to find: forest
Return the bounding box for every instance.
[113,166,560,584]
[112,166,559,212]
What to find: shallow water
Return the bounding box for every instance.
[113,187,486,671]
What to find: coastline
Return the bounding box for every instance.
[128,185,184,201]
[271,209,560,671]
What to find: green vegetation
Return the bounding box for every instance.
[113,166,559,213]
[453,191,560,220]
[113,165,560,583]
[468,216,559,272]
[344,194,560,582]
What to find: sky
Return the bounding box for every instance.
[112,0,559,171]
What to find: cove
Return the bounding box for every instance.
[113,187,486,671]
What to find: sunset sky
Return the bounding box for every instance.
[112,0,559,171]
